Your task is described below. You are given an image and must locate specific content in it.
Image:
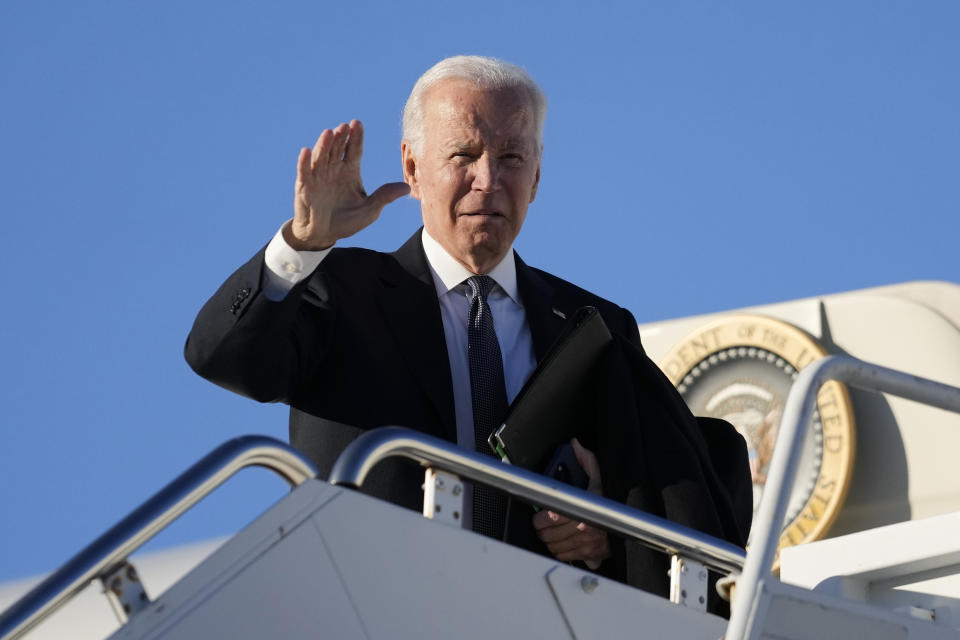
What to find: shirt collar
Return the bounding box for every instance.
[421,228,520,304]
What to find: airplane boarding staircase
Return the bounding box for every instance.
[3,355,960,639]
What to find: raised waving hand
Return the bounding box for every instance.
[284,120,410,250]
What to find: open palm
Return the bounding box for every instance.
[288,120,409,250]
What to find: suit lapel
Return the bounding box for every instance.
[515,253,569,362]
[380,230,457,442]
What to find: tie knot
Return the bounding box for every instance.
[466,275,496,302]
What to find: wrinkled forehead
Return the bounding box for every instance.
[422,79,537,145]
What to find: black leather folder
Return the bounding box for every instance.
[488,306,612,472]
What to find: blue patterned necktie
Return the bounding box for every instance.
[465,275,508,539]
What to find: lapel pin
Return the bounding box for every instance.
[552,308,566,319]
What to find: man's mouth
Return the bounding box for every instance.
[461,209,503,217]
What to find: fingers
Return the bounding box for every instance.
[551,530,610,563]
[310,129,331,169]
[343,120,364,165]
[571,438,603,495]
[534,444,606,564]
[571,438,600,477]
[308,122,357,171]
[532,510,610,563]
[367,182,411,211]
[547,524,606,553]
[294,121,394,244]
[296,147,311,185]
[533,510,594,542]
[532,510,573,537]
[329,122,350,165]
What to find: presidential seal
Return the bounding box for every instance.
[659,315,855,564]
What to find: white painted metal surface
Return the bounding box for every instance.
[782,511,960,625]
[545,564,724,639]
[108,479,729,640]
[422,467,465,528]
[670,556,709,612]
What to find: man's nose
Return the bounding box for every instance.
[471,155,499,192]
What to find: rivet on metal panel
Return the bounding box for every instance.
[580,576,599,594]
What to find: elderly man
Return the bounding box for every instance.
[186,56,748,592]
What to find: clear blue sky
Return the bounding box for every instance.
[1,1,957,581]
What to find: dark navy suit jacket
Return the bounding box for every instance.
[185,228,750,609]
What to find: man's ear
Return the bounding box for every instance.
[529,160,541,203]
[401,141,421,199]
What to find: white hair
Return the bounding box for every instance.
[402,55,547,156]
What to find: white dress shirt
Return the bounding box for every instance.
[261,225,538,527]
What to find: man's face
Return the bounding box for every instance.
[402,79,541,274]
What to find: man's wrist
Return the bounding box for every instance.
[263,222,333,301]
[282,220,335,251]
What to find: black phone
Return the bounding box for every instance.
[544,442,589,489]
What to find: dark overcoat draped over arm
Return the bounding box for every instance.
[504,333,752,616]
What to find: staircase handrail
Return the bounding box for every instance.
[0,435,317,640]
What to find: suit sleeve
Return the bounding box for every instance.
[184,249,333,404]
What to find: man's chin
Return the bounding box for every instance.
[454,232,512,273]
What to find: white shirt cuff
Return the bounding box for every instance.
[262,224,332,301]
